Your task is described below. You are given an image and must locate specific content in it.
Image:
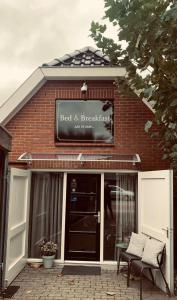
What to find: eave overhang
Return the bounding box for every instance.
[41,66,126,80]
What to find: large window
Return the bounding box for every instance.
[28,172,63,259]
[56,99,114,143]
[104,173,137,261]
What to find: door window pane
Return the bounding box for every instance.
[104,173,137,261]
[69,215,97,231]
[69,233,96,252]
[70,193,96,212]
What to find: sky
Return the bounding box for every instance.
[0,0,117,106]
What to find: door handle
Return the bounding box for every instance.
[162,227,169,238]
[94,211,101,224]
[162,227,173,238]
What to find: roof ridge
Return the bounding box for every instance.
[42,46,110,67]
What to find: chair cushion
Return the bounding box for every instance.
[141,239,165,267]
[126,232,146,257]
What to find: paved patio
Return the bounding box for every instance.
[2,265,177,300]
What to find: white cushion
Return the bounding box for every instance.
[141,239,165,267]
[126,232,146,257]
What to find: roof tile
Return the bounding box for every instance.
[42,46,111,67]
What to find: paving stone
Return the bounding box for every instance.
[5,266,177,299]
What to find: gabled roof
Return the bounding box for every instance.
[0,47,126,125]
[42,46,111,67]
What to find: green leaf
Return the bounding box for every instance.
[149,56,155,65]
[150,132,159,138]
[144,86,154,98]
[169,123,176,129]
[170,99,177,107]
[172,144,177,151]
[169,152,177,158]
[162,153,169,160]
[145,120,153,132]
[155,29,163,40]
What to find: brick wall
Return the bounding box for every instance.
[6,80,169,171]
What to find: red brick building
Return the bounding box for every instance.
[0,47,168,171]
[0,47,174,291]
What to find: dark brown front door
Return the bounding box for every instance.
[65,174,100,261]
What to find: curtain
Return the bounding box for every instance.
[28,172,63,258]
[115,174,137,243]
[104,173,137,260]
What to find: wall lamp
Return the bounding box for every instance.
[81,82,88,94]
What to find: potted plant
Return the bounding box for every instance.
[39,239,57,269]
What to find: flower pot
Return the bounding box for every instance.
[42,255,55,269]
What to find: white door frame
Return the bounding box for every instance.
[62,172,103,263]
[100,173,104,263]
[61,172,67,262]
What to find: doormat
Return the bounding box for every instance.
[0,286,20,298]
[62,265,101,275]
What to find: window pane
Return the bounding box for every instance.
[28,172,63,259]
[104,173,137,261]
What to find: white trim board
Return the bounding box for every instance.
[41,67,126,80]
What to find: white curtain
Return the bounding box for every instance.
[28,172,63,258]
[115,174,137,243]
